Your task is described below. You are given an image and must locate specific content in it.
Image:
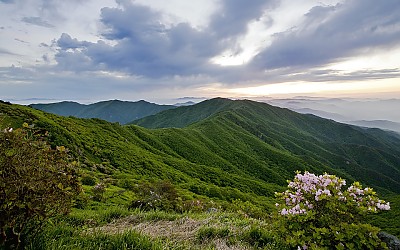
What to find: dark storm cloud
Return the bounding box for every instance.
[21,16,55,28]
[251,0,400,70]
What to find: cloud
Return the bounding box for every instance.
[14,38,29,44]
[209,0,278,39]
[0,48,18,55]
[0,0,14,3]
[54,1,225,77]
[274,68,400,83]
[56,33,90,49]
[21,16,55,28]
[251,0,400,70]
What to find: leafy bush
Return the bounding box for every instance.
[128,180,180,212]
[81,175,96,186]
[242,227,276,248]
[275,171,390,249]
[72,193,90,209]
[181,199,209,212]
[91,182,106,202]
[117,178,135,190]
[0,125,81,248]
[231,199,265,219]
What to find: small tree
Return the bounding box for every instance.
[275,171,390,249]
[0,125,81,248]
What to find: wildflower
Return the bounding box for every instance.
[2,127,13,133]
[281,208,288,215]
[276,171,390,218]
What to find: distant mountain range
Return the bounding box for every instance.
[266,97,400,134]
[30,100,175,124]
[345,120,400,134]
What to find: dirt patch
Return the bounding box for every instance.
[87,216,208,241]
[86,215,252,249]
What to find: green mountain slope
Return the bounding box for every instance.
[131,97,236,128]
[30,100,175,124]
[2,98,400,199]
[133,98,400,193]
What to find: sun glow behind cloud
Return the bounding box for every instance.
[228,79,400,97]
[211,17,272,66]
[326,48,400,71]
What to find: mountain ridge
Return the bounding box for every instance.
[131,97,238,128]
[30,99,176,124]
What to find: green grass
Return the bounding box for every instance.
[26,228,166,250]
[22,208,288,250]
[196,226,231,242]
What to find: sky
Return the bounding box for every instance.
[1,0,400,104]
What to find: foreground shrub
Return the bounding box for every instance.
[91,182,106,202]
[230,199,265,219]
[0,125,81,248]
[242,227,275,248]
[275,171,390,249]
[128,180,180,212]
[81,175,96,186]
